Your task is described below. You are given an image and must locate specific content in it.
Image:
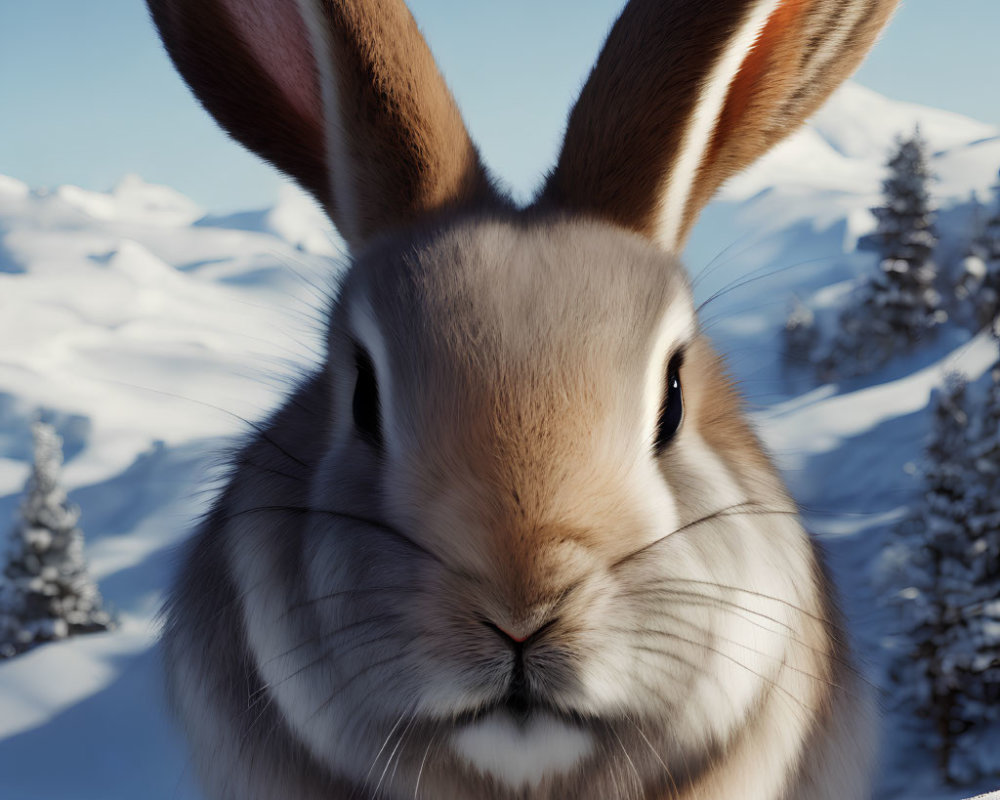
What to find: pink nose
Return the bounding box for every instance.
[494,624,529,644]
[482,618,557,646]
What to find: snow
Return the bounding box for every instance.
[723,83,999,206]
[56,174,204,228]
[813,83,997,163]
[0,174,340,799]
[761,331,998,469]
[1,82,999,798]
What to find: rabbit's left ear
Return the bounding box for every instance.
[538,0,898,252]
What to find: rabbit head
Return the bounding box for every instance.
[150,1,896,798]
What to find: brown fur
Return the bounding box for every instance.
[683,0,898,241]
[537,1,755,238]
[315,0,496,246]
[538,0,898,248]
[148,0,497,250]
[148,0,331,205]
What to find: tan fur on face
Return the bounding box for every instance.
[345,218,691,573]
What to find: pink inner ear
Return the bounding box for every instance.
[218,0,320,123]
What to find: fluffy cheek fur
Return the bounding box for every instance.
[226,507,426,788]
[223,411,820,798]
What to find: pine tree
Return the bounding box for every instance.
[0,421,114,659]
[945,326,1000,783]
[889,358,1000,785]
[820,129,944,380]
[889,375,975,779]
[869,128,943,335]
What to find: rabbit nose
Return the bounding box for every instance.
[488,622,529,644]
[482,618,557,647]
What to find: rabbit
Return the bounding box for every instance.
[149,0,898,798]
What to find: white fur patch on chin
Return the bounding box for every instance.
[452,713,593,788]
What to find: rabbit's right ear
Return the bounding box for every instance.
[539,0,898,253]
[148,0,493,251]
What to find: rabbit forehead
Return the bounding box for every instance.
[352,216,693,384]
[344,216,695,460]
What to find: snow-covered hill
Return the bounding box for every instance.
[0,82,998,799]
[0,173,342,800]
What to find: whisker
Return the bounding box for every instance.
[245,629,403,721]
[617,619,845,696]
[101,377,314,470]
[377,711,418,798]
[635,640,816,717]
[285,587,417,617]
[611,502,799,568]
[231,456,307,485]
[607,722,643,800]
[219,504,444,564]
[651,577,829,624]
[309,653,409,722]
[269,247,340,306]
[623,587,875,689]
[171,529,304,636]
[696,255,838,315]
[628,671,693,713]
[413,732,438,799]
[621,587,793,637]
[690,231,756,292]
[625,714,680,799]
[254,611,404,681]
[363,707,412,797]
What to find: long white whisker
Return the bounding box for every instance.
[374,710,418,799]
[609,725,643,800]
[413,733,437,799]
[363,708,410,791]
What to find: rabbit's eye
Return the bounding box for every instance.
[654,352,684,453]
[352,347,382,447]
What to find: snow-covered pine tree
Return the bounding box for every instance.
[782,295,818,369]
[820,129,944,380]
[888,374,977,781]
[945,324,1000,783]
[0,421,113,659]
[889,355,1000,785]
[870,127,944,336]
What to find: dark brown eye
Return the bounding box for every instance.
[352,346,382,447]
[654,351,684,454]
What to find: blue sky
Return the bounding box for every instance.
[2,0,998,212]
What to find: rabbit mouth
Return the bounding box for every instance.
[451,694,586,728]
[447,661,597,729]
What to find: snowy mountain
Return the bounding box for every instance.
[688,83,1000,306]
[0,82,998,799]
